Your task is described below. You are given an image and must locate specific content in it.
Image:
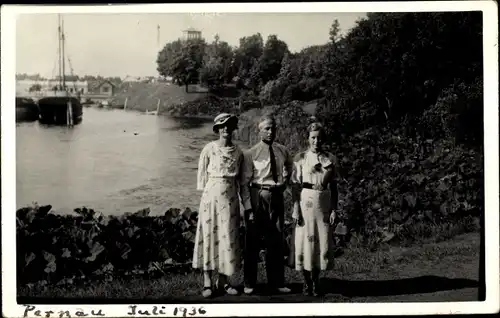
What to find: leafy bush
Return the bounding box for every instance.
[331,126,483,249]
[163,91,263,117]
[258,79,288,105]
[17,205,200,287]
[238,90,262,113]
[419,78,483,146]
[281,83,302,103]
[16,203,301,287]
[164,95,239,117]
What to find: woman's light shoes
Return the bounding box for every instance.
[243,287,254,295]
[202,287,213,298]
[215,278,239,296]
[223,284,239,295]
[276,287,291,294]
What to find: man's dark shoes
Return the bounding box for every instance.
[312,281,323,297]
[303,282,313,296]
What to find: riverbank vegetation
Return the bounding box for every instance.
[17,12,484,295]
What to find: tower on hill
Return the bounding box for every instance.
[182,28,202,41]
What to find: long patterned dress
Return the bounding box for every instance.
[291,150,337,271]
[192,141,252,276]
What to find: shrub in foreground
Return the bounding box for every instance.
[17,206,199,287]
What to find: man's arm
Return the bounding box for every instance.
[239,150,254,212]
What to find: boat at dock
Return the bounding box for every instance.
[16,97,40,122]
[37,15,83,126]
[38,94,82,125]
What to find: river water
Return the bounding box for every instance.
[16,107,245,216]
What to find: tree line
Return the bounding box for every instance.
[155,22,331,96]
[157,12,482,148]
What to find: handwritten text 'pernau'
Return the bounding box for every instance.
[23,305,105,318]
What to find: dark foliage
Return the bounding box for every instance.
[17,206,200,287]
[317,12,483,146]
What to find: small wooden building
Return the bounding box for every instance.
[88,80,116,97]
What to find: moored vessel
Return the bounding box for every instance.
[38,93,82,125]
[37,15,83,126]
[15,97,40,122]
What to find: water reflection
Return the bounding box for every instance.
[160,116,212,132]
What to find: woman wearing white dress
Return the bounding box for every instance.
[291,122,338,296]
[193,113,252,298]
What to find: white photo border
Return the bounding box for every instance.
[2,1,499,317]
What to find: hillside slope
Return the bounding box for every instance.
[110,83,208,113]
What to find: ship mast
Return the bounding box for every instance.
[57,15,62,89]
[61,16,66,91]
[57,14,67,91]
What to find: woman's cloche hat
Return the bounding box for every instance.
[213,113,238,133]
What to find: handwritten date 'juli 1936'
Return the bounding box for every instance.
[128,305,207,317]
[23,305,206,318]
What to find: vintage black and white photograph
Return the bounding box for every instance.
[2,2,498,317]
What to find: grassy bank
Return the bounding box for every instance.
[106,82,259,117]
[18,232,480,303]
[108,83,208,113]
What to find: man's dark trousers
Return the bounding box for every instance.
[244,187,285,289]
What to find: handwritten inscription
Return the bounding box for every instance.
[128,305,206,317]
[23,305,105,318]
[188,12,223,20]
[23,305,206,317]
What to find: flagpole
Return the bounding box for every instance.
[157,24,160,51]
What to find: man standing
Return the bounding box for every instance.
[241,115,293,295]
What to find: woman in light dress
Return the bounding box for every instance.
[192,113,252,298]
[291,122,338,296]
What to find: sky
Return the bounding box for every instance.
[16,12,366,78]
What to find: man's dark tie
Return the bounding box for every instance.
[269,144,278,183]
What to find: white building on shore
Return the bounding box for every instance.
[16,79,89,97]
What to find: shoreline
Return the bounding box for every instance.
[84,103,218,120]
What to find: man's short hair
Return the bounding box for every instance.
[258,115,276,130]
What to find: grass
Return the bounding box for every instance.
[18,231,480,303]
[109,83,208,113]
